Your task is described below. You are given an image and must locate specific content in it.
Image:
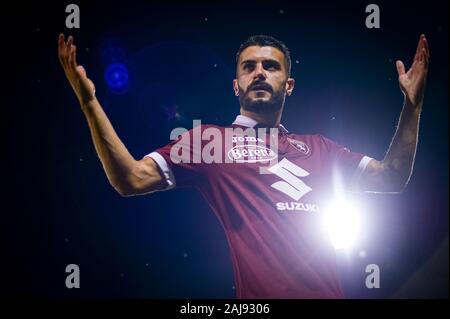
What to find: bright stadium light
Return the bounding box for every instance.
[322,199,361,250]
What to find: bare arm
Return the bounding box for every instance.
[58,34,167,196]
[359,34,430,193]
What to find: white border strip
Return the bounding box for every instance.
[350,155,373,191]
[145,152,176,191]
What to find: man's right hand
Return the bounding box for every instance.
[58,34,96,106]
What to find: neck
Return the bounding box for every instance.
[240,107,283,128]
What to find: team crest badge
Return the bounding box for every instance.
[287,138,310,155]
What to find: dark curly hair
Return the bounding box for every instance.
[236,35,292,77]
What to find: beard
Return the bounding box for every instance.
[239,82,286,114]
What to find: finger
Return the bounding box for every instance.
[425,48,429,67]
[67,44,73,68]
[423,36,430,57]
[421,48,429,69]
[419,47,425,63]
[66,36,73,57]
[69,44,78,71]
[65,36,76,71]
[414,34,425,62]
[419,34,427,56]
[61,36,72,68]
[396,60,406,76]
[58,34,66,64]
[76,65,87,78]
[58,33,65,52]
[88,78,96,96]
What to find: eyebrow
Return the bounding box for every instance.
[240,59,282,67]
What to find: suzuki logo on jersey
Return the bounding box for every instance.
[267,158,319,212]
[268,158,312,200]
[276,202,320,212]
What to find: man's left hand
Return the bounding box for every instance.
[396,34,430,108]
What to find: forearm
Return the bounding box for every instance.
[81,98,137,190]
[383,99,422,188]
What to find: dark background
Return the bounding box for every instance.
[2,0,448,298]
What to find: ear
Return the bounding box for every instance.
[285,78,295,96]
[233,79,239,96]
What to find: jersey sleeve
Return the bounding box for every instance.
[144,127,206,190]
[320,135,373,191]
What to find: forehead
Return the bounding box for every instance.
[239,46,285,64]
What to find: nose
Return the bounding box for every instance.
[253,62,266,80]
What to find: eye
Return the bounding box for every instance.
[243,63,255,71]
[263,61,280,71]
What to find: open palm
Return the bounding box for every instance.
[396,34,430,107]
[58,34,96,105]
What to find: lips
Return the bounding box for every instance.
[250,85,272,92]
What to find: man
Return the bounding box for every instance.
[58,34,429,298]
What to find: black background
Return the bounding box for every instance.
[2,0,448,299]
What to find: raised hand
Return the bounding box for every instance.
[58,34,96,105]
[395,34,430,107]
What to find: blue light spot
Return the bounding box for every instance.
[104,63,129,94]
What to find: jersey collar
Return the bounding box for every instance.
[232,115,289,134]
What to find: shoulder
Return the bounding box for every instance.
[287,132,332,146]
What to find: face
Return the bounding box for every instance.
[233,46,294,114]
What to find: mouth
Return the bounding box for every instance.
[250,86,272,93]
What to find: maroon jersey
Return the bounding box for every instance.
[146,115,372,298]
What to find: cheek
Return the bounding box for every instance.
[271,81,286,92]
[237,77,250,91]
[277,77,289,91]
[268,74,285,86]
